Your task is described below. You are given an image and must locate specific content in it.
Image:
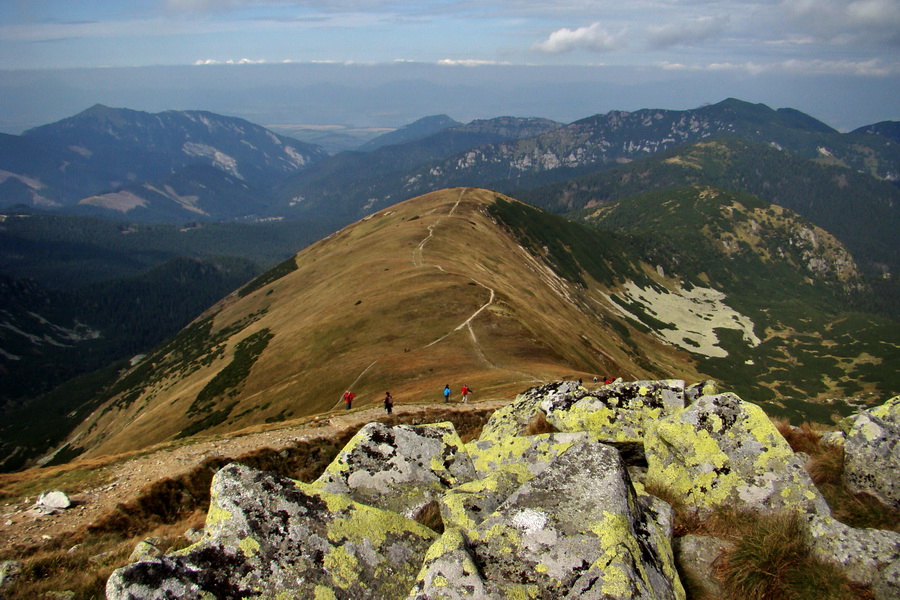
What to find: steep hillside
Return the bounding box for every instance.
[578,185,899,411]
[59,188,699,460]
[516,138,900,298]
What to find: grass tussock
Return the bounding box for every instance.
[718,511,874,600]
[774,420,822,455]
[522,411,558,436]
[413,500,445,534]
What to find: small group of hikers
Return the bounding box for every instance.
[342,384,472,414]
[443,384,472,403]
[343,390,394,414]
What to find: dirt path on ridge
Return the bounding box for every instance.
[1,399,509,549]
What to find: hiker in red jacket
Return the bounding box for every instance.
[343,391,354,410]
[460,384,472,403]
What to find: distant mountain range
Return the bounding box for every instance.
[0,104,327,221]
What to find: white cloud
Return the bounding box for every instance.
[780,0,900,44]
[658,57,898,76]
[533,22,626,54]
[437,58,510,66]
[647,16,729,49]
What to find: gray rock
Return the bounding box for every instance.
[685,380,718,404]
[645,393,830,516]
[844,395,900,508]
[0,561,23,597]
[806,513,900,588]
[541,379,686,443]
[128,537,164,563]
[872,558,900,600]
[818,430,846,446]
[35,490,71,512]
[478,381,580,442]
[466,439,684,599]
[313,421,476,519]
[674,535,732,600]
[107,463,438,600]
[406,528,499,600]
[183,528,204,544]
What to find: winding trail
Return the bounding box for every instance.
[341,189,540,405]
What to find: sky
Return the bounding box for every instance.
[0,0,898,131]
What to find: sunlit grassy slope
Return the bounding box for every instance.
[68,188,696,458]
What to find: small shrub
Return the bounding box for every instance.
[522,411,557,436]
[775,420,822,455]
[413,500,444,534]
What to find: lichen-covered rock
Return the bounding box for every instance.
[445,433,589,532]
[128,537,164,563]
[477,381,580,442]
[674,535,732,600]
[541,380,686,443]
[106,463,437,600]
[844,395,900,508]
[313,421,476,518]
[406,528,498,600]
[0,560,23,599]
[872,558,900,600]
[466,439,684,600]
[805,513,900,593]
[644,393,829,515]
[685,380,718,403]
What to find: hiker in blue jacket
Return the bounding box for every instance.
[443,384,451,403]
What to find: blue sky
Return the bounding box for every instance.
[0,1,898,130]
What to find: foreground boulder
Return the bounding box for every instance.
[107,463,438,600]
[644,393,829,515]
[413,440,684,600]
[843,395,900,508]
[313,421,476,519]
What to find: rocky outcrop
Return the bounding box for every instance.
[644,393,829,515]
[107,463,438,599]
[107,381,900,599]
[843,395,900,508]
[312,422,476,519]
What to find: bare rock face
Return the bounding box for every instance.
[644,393,829,515]
[106,463,438,600]
[843,395,900,508]
[313,421,476,519]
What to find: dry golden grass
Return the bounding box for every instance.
[63,188,681,462]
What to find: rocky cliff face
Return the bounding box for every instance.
[106,380,900,599]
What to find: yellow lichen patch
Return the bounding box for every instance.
[205,502,233,528]
[312,586,337,600]
[323,545,360,590]
[238,536,260,557]
[502,584,542,599]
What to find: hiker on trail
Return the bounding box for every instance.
[443,385,451,403]
[460,384,471,403]
[384,391,394,415]
[604,376,614,385]
[343,391,354,410]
